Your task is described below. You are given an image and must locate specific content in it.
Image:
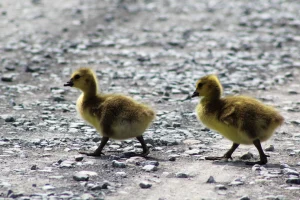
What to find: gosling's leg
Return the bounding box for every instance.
[79,136,109,157]
[136,135,149,157]
[245,139,269,165]
[205,143,240,161]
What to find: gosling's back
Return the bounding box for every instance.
[77,94,155,140]
[197,96,283,144]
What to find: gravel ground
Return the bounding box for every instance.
[0,0,300,199]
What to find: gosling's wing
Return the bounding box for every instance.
[219,97,266,139]
[218,98,247,127]
[219,104,237,126]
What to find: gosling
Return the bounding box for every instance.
[191,75,284,165]
[64,68,155,157]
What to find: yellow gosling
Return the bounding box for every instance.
[191,75,284,165]
[64,68,155,157]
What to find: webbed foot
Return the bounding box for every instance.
[138,148,150,157]
[205,143,239,161]
[245,139,269,165]
[79,151,105,157]
[245,155,269,165]
[205,155,232,161]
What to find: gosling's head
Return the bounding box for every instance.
[191,74,223,99]
[64,68,98,92]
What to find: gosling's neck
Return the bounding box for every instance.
[81,80,99,100]
[201,88,222,104]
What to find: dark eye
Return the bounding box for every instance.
[198,82,204,88]
[74,74,81,80]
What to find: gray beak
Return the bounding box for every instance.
[191,91,199,98]
[64,80,73,87]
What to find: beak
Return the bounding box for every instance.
[64,80,73,87]
[191,91,199,98]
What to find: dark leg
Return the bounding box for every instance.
[205,143,240,161]
[245,139,269,165]
[136,136,149,157]
[79,136,109,157]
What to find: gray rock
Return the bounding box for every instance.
[115,171,127,178]
[60,191,74,198]
[215,184,227,190]
[1,74,14,82]
[265,145,275,152]
[206,176,216,183]
[81,193,95,200]
[288,90,298,95]
[73,172,89,181]
[4,116,15,122]
[159,135,178,146]
[280,164,290,169]
[285,186,300,190]
[5,65,16,71]
[185,149,201,155]
[142,165,158,172]
[169,156,176,161]
[261,195,284,200]
[175,172,189,178]
[7,190,24,198]
[286,178,300,184]
[141,160,159,166]
[240,152,254,160]
[282,168,299,176]
[101,181,111,189]
[75,155,84,162]
[31,165,37,170]
[53,95,65,102]
[112,160,126,168]
[25,66,40,73]
[229,178,244,186]
[172,122,181,128]
[126,156,146,165]
[90,185,102,191]
[139,181,152,189]
[42,184,55,190]
[60,160,75,168]
[239,195,250,200]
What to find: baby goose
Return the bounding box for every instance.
[191,75,284,165]
[64,68,155,157]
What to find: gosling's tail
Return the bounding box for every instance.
[273,114,284,126]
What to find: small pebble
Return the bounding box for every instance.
[115,172,127,178]
[141,160,159,166]
[1,74,14,82]
[265,145,275,152]
[81,193,95,200]
[169,156,176,161]
[206,176,216,183]
[4,116,15,122]
[282,168,299,176]
[215,184,227,190]
[75,155,84,162]
[142,165,158,172]
[112,160,126,168]
[229,179,244,186]
[240,152,254,160]
[126,156,146,165]
[175,172,189,178]
[139,181,152,189]
[280,164,290,169]
[73,172,89,181]
[31,165,37,170]
[239,195,250,200]
[286,178,300,185]
[42,184,55,191]
[185,149,201,155]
